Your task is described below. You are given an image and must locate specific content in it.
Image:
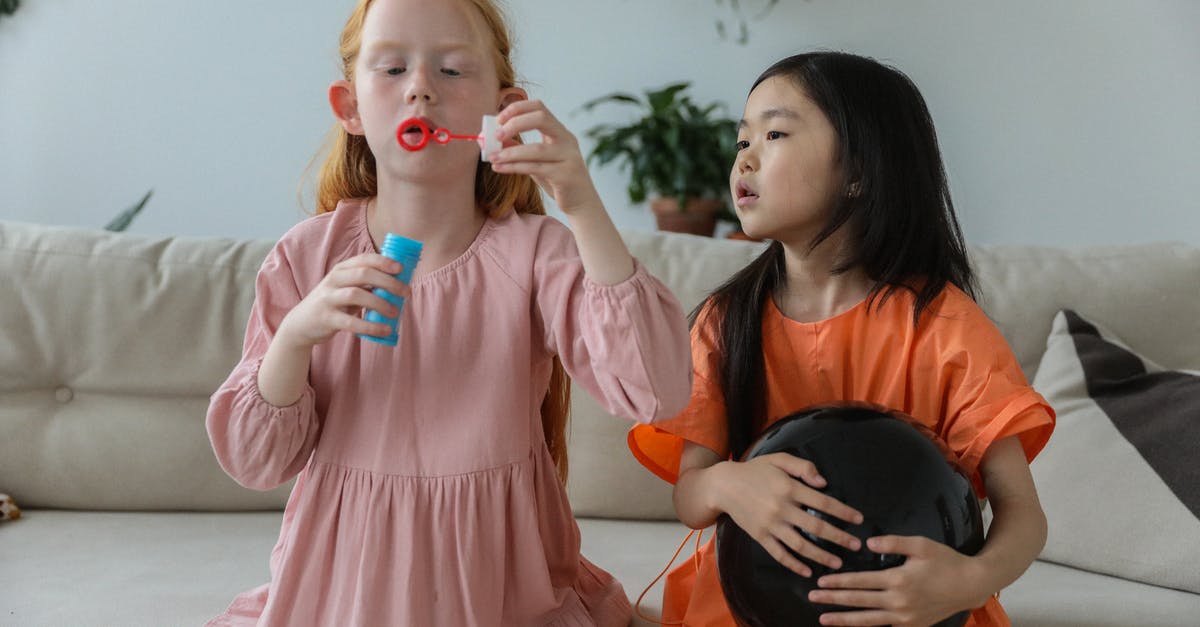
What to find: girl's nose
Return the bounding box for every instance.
[736,152,756,174]
[404,70,436,104]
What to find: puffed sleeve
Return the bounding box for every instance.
[206,242,320,490]
[532,229,692,426]
[627,302,730,484]
[927,294,1056,494]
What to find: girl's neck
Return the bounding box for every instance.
[775,234,872,323]
[367,176,485,278]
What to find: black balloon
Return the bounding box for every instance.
[715,405,984,627]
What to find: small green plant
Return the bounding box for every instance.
[715,0,781,44]
[583,82,737,221]
[104,190,153,232]
[0,0,18,18]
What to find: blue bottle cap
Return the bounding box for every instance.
[381,233,423,261]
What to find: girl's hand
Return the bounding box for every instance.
[276,253,411,349]
[489,99,603,214]
[716,453,865,577]
[809,535,988,626]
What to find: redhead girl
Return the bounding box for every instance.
[206,1,691,624]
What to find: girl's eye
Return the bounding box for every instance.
[766,130,786,140]
[386,67,406,76]
[441,68,461,77]
[735,140,750,151]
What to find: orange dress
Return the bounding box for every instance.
[628,285,1055,627]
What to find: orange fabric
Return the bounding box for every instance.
[628,285,1054,627]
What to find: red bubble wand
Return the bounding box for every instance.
[395,115,500,161]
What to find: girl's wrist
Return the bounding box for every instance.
[271,333,317,362]
[273,318,315,352]
[705,460,737,515]
[556,185,604,217]
[960,554,1000,609]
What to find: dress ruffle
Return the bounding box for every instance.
[208,449,632,626]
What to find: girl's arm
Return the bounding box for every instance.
[492,98,693,422]
[207,248,408,489]
[812,436,1047,626]
[491,99,634,286]
[674,440,865,578]
[964,435,1048,596]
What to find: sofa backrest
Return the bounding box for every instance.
[0,221,286,510]
[2,221,1198,515]
[564,234,1200,519]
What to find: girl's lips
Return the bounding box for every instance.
[398,117,438,148]
[735,181,758,207]
[397,117,436,133]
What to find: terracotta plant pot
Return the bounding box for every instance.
[650,197,722,237]
[726,230,762,242]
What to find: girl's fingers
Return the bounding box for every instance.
[495,98,552,125]
[757,535,812,578]
[329,286,399,318]
[489,142,562,165]
[787,508,862,552]
[490,160,558,178]
[808,588,888,610]
[768,453,827,487]
[336,253,402,274]
[791,483,863,526]
[818,569,891,590]
[497,104,573,144]
[866,535,928,557]
[773,523,842,571]
[816,609,895,626]
[329,266,410,299]
[331,311,391,338]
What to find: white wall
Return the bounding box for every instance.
[1,0,1197,245]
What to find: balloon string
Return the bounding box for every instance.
[633,526,708,626]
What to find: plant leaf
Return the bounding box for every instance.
[580,92,641,111]
[105,189,153,232]
[647,82,691,114]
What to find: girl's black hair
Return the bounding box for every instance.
[702,51,977,459]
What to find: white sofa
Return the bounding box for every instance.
[2,219,1199,626]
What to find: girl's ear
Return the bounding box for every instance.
[497,86,528,112]
[329,80,364,135]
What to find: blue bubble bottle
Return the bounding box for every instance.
[359,233,422,347]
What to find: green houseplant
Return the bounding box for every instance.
[583,82,738,237]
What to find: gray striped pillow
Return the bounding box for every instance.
[1030,309,1200,593]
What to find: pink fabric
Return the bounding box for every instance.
[206,199,691,626]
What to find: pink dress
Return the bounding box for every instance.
[205,199,692,626]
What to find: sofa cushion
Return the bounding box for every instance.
[0,222,289,510]
[970,243,1200,380]
[5,510,1198,626]
[1031,309,1200,593]
[577,519,1200,626]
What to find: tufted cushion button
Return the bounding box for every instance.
[54,386,74,403]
